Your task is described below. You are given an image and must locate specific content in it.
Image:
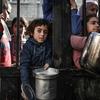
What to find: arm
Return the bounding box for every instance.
[70,0,77,10]
[70,35,87,50]
[70,0,82,34]
[20,43,32,84]
[0,35,11,67]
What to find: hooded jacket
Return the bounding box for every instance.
[20,37,52,84]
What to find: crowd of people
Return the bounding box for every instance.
[0,0,100,100]
[0,0,29,67]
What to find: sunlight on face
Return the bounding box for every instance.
[33,25,48,43]
[87,17,99,33]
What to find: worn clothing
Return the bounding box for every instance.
[1,19,11,41]
[70,35,87,69]
[10,35,17,63]
[20,37,52,84]
[0,22,11,67]
[10,34,27,63]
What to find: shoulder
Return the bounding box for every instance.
[23,37,35,49]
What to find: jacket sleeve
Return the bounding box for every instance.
[71,9,82,34]
[42,0,53,22]
[20,43,32,84]
[70,35,87,51]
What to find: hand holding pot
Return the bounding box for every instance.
[43,63,49,70]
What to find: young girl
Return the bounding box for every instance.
[10,17,28,63]
[70,14,100,69]
[20,18,52,99]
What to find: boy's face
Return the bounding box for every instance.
[87,17,99,33]
[33,25,48,43]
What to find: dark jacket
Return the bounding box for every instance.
[71,9,82,34]
[42,0,53,22]
[20,37,52,84]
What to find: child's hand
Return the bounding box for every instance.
[70,0,77,9]
[44,63,49,70]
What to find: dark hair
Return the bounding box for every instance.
[11,17,28,29]
[81,14,98,35]
[25,18,51,36]
[85,14,97,23]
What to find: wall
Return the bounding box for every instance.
[9,0,43,21]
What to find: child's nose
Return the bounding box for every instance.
[40,31,44,35]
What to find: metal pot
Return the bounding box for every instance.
[33,68,59,100]
[80,32,100,71]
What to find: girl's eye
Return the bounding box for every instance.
[89,21,99,25]
[92,21,98,25]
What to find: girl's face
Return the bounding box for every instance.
[12,22,26,36]
[87,17,99,33]
[32,25,48,43]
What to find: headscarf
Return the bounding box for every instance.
[86,0,98,6]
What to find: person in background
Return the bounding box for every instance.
[42,0,53,23]
[0,0,12,67]
[20,18,52,100]
[70,14,100,69]
[42,0,98,35]
[10,17,28,64]
[70,0,98,34]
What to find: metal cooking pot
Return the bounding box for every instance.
[80,32,100,71]
[33,67,59,100]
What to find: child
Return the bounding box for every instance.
[70,14,100,69]
[10,17,28,63]
[20,18,52,99]
[70,0,98,34]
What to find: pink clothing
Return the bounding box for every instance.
[0,34,11,67]
[70,35,87,69]
[0,22,11,67]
